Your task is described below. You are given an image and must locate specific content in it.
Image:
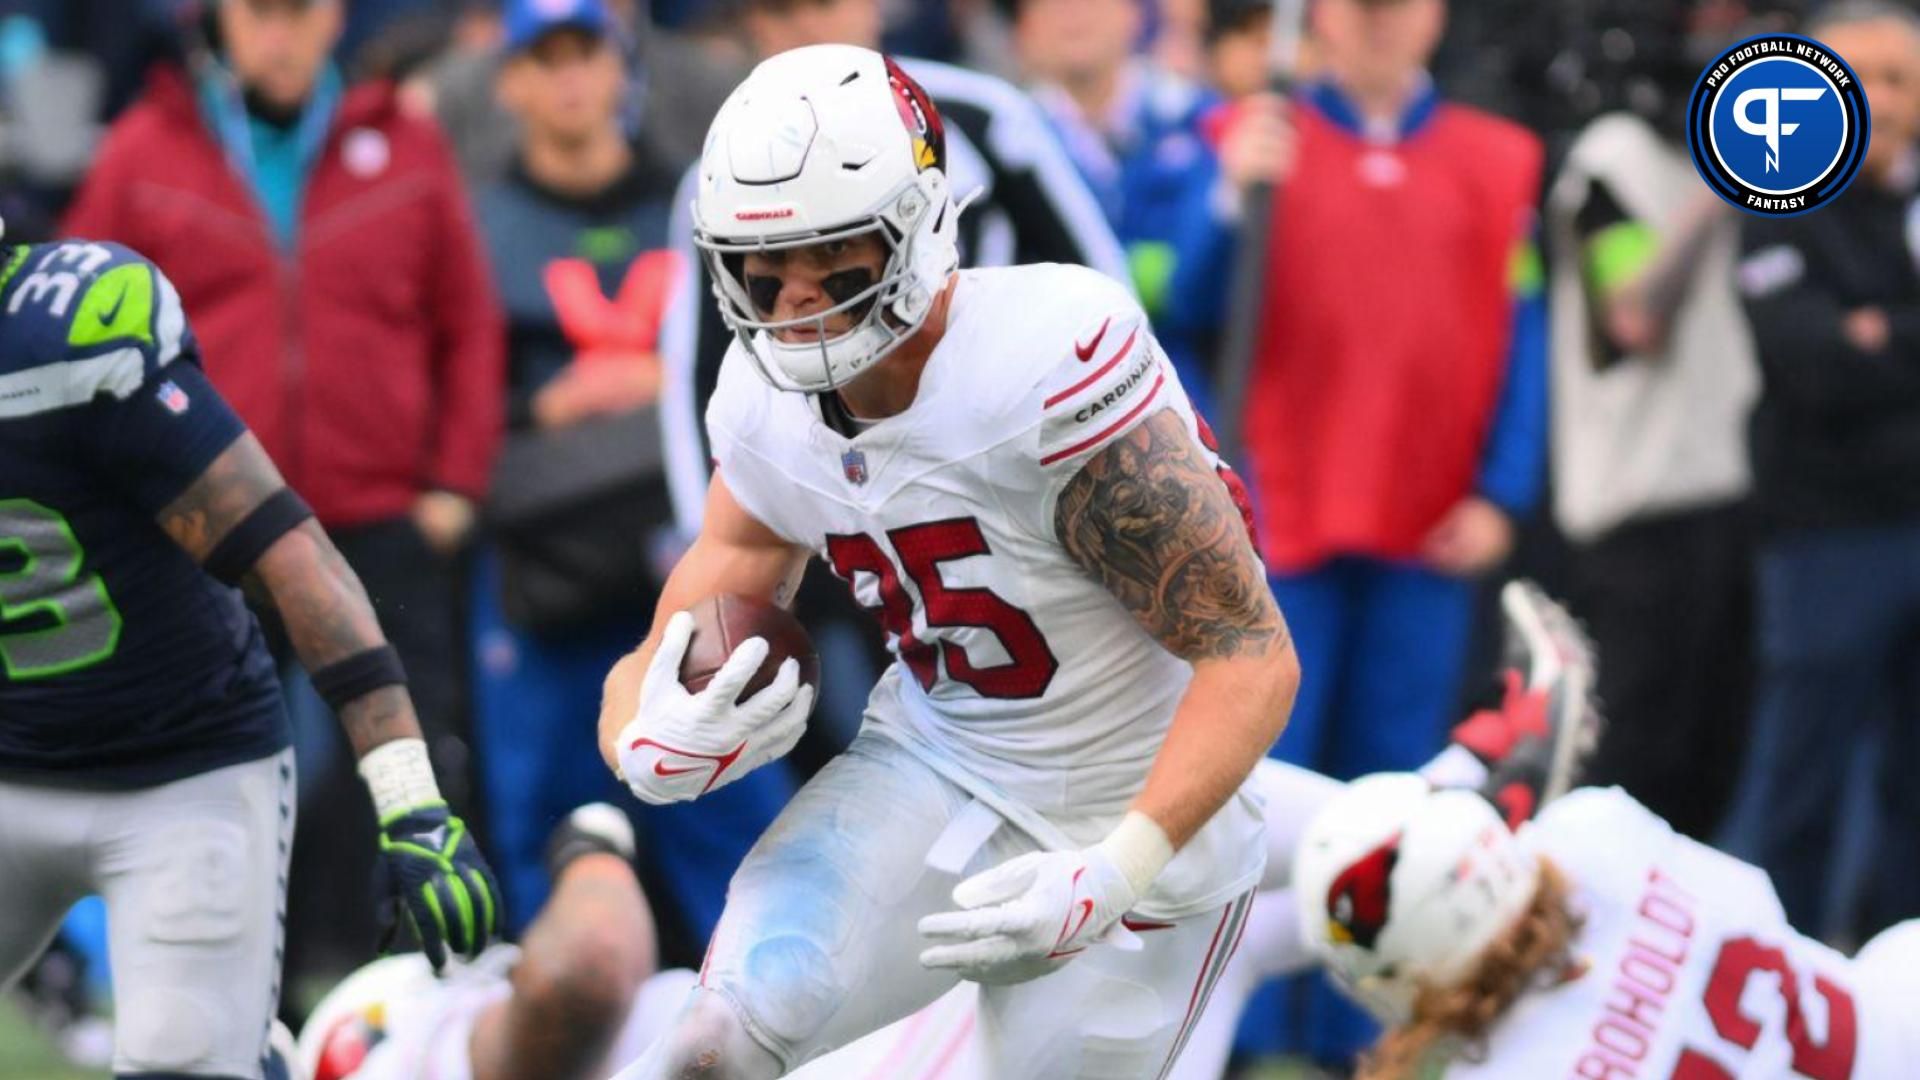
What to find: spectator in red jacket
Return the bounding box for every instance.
[63,0,504,988]
[1182,0,1547,1070]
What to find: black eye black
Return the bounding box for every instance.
[745,274,781,314]
[822,268,876,305]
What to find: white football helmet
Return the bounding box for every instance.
[1292,774,1540,1023]
[294,953,433,1080]
[294,947,517,1080]
[693,44,962,393]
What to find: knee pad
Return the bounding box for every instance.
[115,986,222,1073]
[719,933,846,1053]
[146,820,249,945]
[112,819,258,1074]
[709,854,868,1057]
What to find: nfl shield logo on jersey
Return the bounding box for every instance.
[155,380,190,415]
[842,448,868,486]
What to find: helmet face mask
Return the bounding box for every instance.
[698,182,936,393]
[693,45,961,394]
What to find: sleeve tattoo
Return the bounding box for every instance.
[158,436,418,751]
[248,522,418,749]
[1054,408,1289,662]
[156,433,285,564]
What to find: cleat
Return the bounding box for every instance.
[1451,581,1603,823]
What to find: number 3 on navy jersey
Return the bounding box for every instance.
[0,500,123,679]
[827,517,1058,700]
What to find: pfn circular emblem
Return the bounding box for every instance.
[1687,34,1870,216]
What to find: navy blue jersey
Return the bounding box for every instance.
[0,240,287,787]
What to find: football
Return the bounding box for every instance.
[679,593,821,707]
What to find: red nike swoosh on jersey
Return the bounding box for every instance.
[1073,317,1112,361]
[1120,916,1176,932]
[653,760,705,777]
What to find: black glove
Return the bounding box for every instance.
[374,802,502,969]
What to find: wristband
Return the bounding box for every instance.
[311,645,407,714]
[357,737,442,822]
[1097,811,1176,898]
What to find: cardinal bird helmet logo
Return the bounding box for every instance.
[1326,830,1402,949]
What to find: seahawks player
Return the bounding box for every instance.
[0,237,501,1079]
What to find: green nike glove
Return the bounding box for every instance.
[373,802,501,970]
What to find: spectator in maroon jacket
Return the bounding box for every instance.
[63,0,504,988]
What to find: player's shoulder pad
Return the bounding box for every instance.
[2,240,190,399]
[1520,786,1677,896]
[0,241,193,416]
[1531,785,1669,845]
[1018,266,1164,469]
[706,338,778,444]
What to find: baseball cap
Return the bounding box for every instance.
[502,0,613,54]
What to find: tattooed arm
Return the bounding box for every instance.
[158,433,419,757]
[909,406,1296,978]
[162,432,502,966]
[1055,408,1299,848]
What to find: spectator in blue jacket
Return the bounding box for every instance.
[1000,0,1223,412]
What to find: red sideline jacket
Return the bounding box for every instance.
[63,67,504,527]
[1245,88,1541,573]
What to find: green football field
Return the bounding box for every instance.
[0,997,105,1080]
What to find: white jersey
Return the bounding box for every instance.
[298,947,516,1080]
[1446,788,1917,1079]
[708,262,1265,918]
[301,950,698,1080]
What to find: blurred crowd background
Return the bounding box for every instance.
[5,0,1919,1077]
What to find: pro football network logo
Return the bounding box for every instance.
[1687,34,1869,216]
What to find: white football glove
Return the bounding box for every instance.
[616,610,813,806]
[917,846,1138,985]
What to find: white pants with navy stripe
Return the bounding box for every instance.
[628,731,1250,1079]
[0,748,295,1078]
